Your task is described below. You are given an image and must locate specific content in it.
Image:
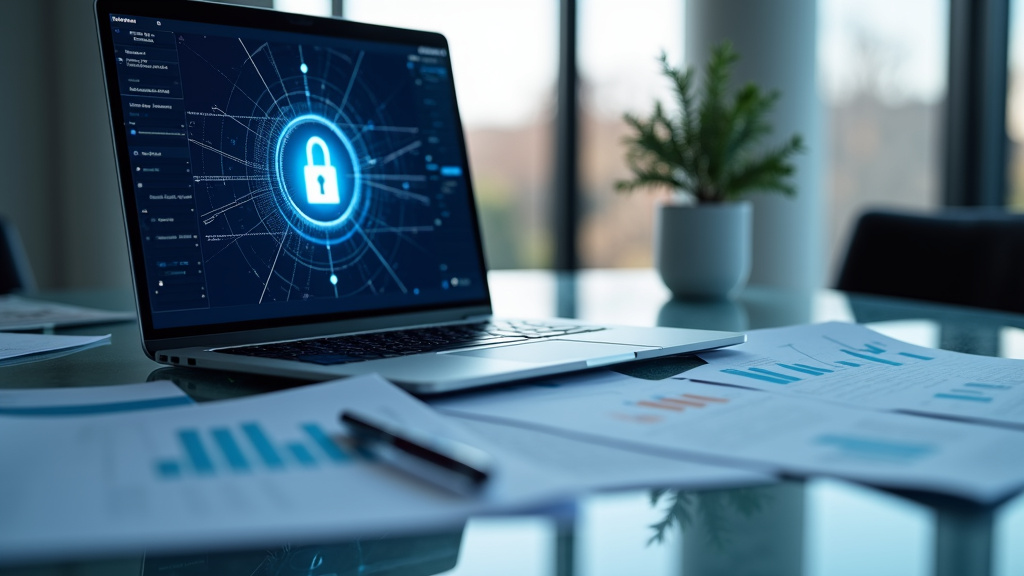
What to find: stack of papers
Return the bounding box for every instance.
[0,374,768,564]
[0,332,110,366]
[434,322,1024,507]
[436,369,1024,504]
[683,321,1024,428]
[0,375,545,561]
[4,321,1023,564]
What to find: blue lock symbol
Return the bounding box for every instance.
[303,136,340,204]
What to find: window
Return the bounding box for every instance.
[274,0,331,16]
[339,1,958,281]
[1008,0,1024,209]
[577,0,683,268]
[819,0,949,280]
[344,1,559,269]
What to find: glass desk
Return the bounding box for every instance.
[2,269,1023,576]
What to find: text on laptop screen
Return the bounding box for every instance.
[106,13,488,331]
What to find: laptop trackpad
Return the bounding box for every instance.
[448,340,641,366]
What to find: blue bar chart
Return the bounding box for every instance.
[963,382,1012,390]
[840,349,902,366]
[721,339,935,384]
[932,382,1018,404]
[155,422,353,479]
[779,363,834,376]
[722,368,797,384]
[935,393,992,403]
[816,434,935,463]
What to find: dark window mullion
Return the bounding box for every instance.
[554,0,579,270]
[944,0,1010,206]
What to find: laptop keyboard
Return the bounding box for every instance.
[218,320,603,366]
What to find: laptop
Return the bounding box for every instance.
[94,0,744,394]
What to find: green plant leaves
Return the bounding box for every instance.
[617,43,804,203]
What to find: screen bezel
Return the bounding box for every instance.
[94,0,493,346]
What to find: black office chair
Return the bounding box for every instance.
[835,208,1024,314]
[0,215,36,294]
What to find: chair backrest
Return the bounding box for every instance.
[0,215,36,294]
[835,209,1024,314]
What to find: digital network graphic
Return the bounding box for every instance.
[178,34,450,306]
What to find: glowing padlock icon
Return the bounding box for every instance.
[303,136,340,204]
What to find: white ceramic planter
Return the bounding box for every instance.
[655,201,752,300]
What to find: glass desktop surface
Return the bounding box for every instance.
[2,269,1022,576]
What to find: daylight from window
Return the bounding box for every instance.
[342,1,948,280]
[819,0,947,281]
[345,0,558,270]
[1007,0,1024,210]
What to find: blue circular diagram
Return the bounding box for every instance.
[270,114,366,244]
[181,37,431,302]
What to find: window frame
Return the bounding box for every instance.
[334,0,1014,270]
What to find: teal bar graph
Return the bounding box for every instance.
[964,382,1010,390]
[212,428,250,472]
[722,368,792,384]
[935,393,992,403]
[841,349,902,366]
[156,460,181,478]
[818,338,934,370]
[154,423,352,480]
[795,363,833,373]
[303,423,350,462]
[287,443,317,467]
[180,430,214,474]
[817,434,935,461]
[749,367,800,382]
[779,363,829,376]
[242,423,285,469]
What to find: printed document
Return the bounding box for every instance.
[683,322,1024,428]
[0,374,565,564]
[451,416,773,494]
[0,381,192,416]
[0,332,110,366]
[436,370,1024,504]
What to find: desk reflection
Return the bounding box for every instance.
[142,529,463,576]
[6,273,1023,576]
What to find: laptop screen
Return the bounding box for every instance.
[97,2,490,337]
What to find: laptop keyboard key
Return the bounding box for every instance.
[216,320,604,365]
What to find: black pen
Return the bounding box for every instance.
[340,410,493,495]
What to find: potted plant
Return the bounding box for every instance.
[617,43,803,299]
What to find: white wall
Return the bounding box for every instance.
[686,0,825,292]
[0,2,60,288]
[57,0,132,290]
[0,0,128,290]
[0,0,273,291]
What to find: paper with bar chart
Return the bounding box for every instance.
[0,374,566,564]
[682,322,1024,429]
[435,370,1024,503]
